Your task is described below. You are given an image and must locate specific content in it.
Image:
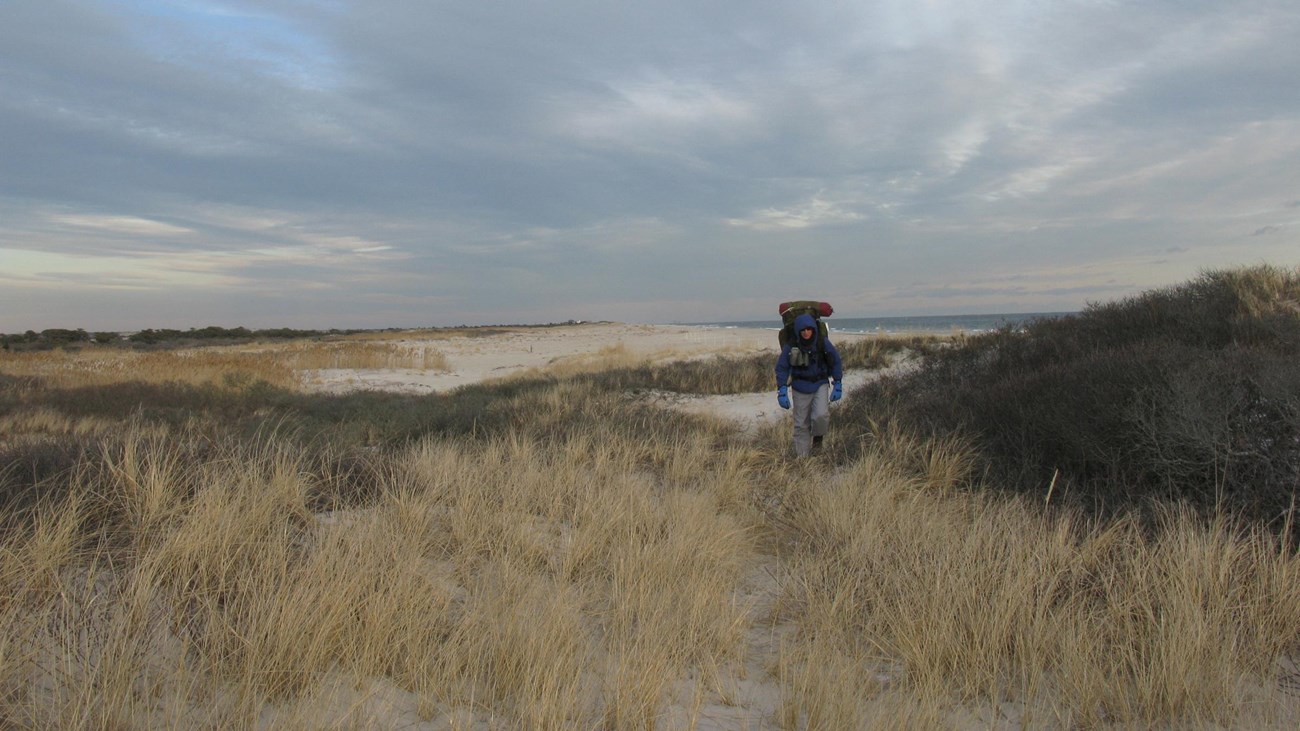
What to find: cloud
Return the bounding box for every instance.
[50,214,193,237]
[726,196,867,231]
[2,0,1299,330]
[563,77,758,145]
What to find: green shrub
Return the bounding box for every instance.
[843,265,1300,529]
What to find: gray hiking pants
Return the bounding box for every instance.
[791,383,830,458]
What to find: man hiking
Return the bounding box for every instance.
[775,312,844,457]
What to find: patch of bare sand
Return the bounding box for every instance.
[303,323,785,395]
[303,321,910,436]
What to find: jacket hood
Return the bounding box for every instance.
[793,313,818,343]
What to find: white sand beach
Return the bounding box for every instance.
[305,322,890,433]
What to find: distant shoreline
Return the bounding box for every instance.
[680,311,1076,336]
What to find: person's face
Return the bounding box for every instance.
[800,326,814,339]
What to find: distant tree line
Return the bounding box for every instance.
[0,326,365,351]
[1,320,599,352]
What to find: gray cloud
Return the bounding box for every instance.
[2,0,1299,330]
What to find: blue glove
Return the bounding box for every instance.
[777,386,790,410]
[830,381,843,402]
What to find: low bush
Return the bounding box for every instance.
[843,264,1300,528]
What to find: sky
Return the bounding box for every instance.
[2,0,1299,331]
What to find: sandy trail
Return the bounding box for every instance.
[300,322,895,728]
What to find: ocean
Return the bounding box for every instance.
[684,311,1075,336]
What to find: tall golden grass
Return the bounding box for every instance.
[2,421,760,728]
[775,426,1300,728]
[271,339,450,372]
[0,337,447,391]
[2,337,1298,728]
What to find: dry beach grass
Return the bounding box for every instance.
[2,312,1299,729]
[0,338,449,391]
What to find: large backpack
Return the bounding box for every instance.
[778,300,833,349]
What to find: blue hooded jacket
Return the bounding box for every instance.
[775,313,843,394]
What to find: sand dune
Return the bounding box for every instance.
[305,322,890,433]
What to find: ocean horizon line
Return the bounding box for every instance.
[678,310,1077,335]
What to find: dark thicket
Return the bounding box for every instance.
[842,265,1300,528]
